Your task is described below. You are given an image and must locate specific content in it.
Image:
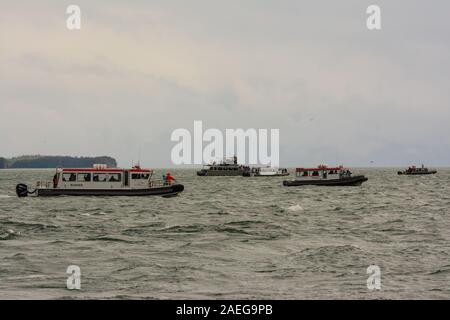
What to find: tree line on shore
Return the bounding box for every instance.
[0,155,117,169]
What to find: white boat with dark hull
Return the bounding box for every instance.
[243,166,289,177]
[283,165,368,186]
[16,165,184,197]
[197,156,249,176]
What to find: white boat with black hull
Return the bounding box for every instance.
[243,166,289,177]
[16,164,184,197]
[283,165,368,186]
[196,156,249,176]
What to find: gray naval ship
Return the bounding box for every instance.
[197,156,249,176]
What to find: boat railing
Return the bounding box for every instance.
[149,179,177,188]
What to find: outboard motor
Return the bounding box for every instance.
[16,183,35,197]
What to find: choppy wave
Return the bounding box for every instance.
[286,204,304,212]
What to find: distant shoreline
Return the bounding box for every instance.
[0,155,117,169]
[1,166,449,170]
[1,156,448,169]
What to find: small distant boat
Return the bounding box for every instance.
[398,164,437,175]
[197,156,249,176]
[283,165,368,186]
[243,166,289,177]
[16,164,184,197]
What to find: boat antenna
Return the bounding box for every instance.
[138,145,141,167]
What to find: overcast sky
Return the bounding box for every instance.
[1,0,449,167]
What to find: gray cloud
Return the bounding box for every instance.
[1,0,449,167]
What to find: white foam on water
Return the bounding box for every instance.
[0,195,12,199]
[286,204,304,212]
[6,229,21,236]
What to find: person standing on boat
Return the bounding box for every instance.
[165,172,174,185]
[53,174,58,188]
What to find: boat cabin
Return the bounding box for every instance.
[202,165,241,172]
[53,164,154,189]
[295,165,351,180]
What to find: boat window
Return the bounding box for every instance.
[93,173,107,182]
[312,171,319,176]
[131,173,150,179]
[302,171,308,177]
[62,173,76,182]
[77,173,91,182]
[109,173,121,182]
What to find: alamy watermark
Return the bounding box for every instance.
[66,5,81,30]
[66,265,81,290]
[366,5,381,30]
[367,265,381,290]
[171,121,279,167]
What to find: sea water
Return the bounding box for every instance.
[0,168,449,299]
